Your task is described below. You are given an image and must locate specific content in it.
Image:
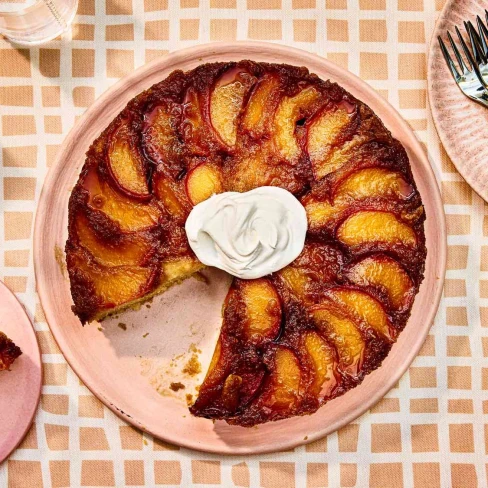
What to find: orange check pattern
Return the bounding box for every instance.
[1,0,486,486]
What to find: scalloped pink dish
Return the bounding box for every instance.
[429,0,488,201]
[0,281,41,464]
[34,42,446,454]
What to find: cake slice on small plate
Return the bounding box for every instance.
[0,331,22,371]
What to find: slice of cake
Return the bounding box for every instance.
[0,331,22,371]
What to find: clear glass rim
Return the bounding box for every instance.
[0,1,51,18]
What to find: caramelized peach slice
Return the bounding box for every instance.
[303,331,337,399]
[204,337,222,383]
[94,268,153,308]
[181,87,216,154]
[304,198,338,230]
[304,169,415,230]
[311,307,364,376]
[322,135,371,178]
[153,174,189,222]
[108,123,149,198]
[337,211,417,247]
[75,255,154,310]
[273,86,321,162]
[241,74,281,137]
[210,70,254,147]
[279,266,309,299]
[336,168,413,201]
[346,256,413,310]
[161,257,204,283]
[83,169,160,232]
[263,347,301,409]
[241,279,281,343]
[304,169,413,230]
[224,147,272,192]
[279,242,342,300]
[221,374,243,411]
[185,163,223,205]
[143,104,179,165]
[328,288,392,341]
[308,106,351,178]
[75,215,151,267]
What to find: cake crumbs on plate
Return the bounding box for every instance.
[142,333,149,338]
[172,352,185,362]
[143,439,148,446]
[182,353,201,376]
[117,322,127,331]
[186,394,194,406]
[170,382,185,392]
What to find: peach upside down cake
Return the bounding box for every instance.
[66,61,426,426]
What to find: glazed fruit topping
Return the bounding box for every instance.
[67,61,426,427]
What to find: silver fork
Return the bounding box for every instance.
[438,10,488,107]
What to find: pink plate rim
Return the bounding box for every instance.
[0,280,42,464]
[34,41,447,454]
[427,0,488,202]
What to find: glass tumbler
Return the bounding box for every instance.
[0,0,78,45]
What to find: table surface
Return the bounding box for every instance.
[0,0,485,487]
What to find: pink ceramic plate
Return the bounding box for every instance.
[429,0,488,201]
[34,42,446,454]
[0,281,41,464]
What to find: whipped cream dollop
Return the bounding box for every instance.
[185,187,308,279]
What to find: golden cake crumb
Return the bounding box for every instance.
[170,382,185,392]
[182,354,201,376]
[189,343,202,354]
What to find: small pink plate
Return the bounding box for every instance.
[428,0,488,201]
[0,281,41,464]
[34,42,446,454]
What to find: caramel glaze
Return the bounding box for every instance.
[66,61,426,426]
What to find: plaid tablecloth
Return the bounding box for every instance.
[1,0,485,486]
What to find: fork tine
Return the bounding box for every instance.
[456,25,488,89]
[476,15,488,57]
[456,26,475,69]
[447,31,469,74]
[465,20,487,65]
[438,36,461,80]
[466,20,483,46]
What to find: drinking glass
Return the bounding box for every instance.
[0,0,78,45]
